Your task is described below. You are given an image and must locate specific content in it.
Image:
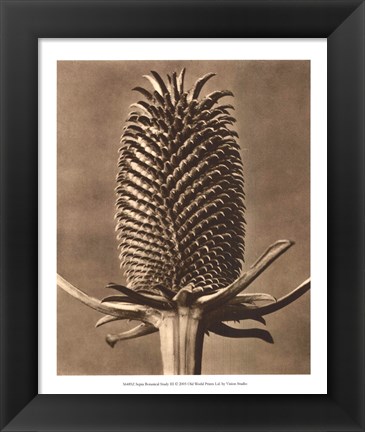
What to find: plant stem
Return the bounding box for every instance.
[159,309,204,375]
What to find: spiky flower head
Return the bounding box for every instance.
[116,69,245,295]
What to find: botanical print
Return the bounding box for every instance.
[57,61,310,375]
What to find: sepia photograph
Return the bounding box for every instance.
[57,60,310,376]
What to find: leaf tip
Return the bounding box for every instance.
[106,335,116,348]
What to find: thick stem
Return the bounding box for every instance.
[159,309,204,375]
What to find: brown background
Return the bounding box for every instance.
[57,60,310,375]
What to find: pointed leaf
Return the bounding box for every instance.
[177,68,186,93]
[143,74,163,95]
[132,86,154,101]
[191,73,216,100]
[209,322,273,343]
[229,293,277,305]
[150,70,169,95]
[106,283,173,309]
[95,315,121,328]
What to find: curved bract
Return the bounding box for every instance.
[116,70,245,294]
[57,239,311,374]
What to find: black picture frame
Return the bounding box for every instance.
[1,0,364,431]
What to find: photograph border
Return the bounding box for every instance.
[46,44,320,390]
[1,0,364,430]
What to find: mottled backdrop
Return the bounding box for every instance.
[57,60,310,375]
